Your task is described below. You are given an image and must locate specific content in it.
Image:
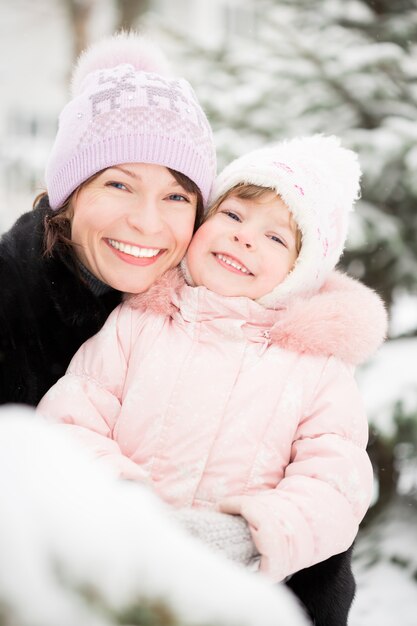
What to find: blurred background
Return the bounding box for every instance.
[0,1,416,624]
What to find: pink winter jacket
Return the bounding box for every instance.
[38,269,387,582]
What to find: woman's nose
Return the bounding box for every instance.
[126,203,163,234]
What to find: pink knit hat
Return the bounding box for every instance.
[209,135,362,305]
[45,32,216,208]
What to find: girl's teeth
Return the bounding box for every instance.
[108,239,160,258]
[216,254,250,274]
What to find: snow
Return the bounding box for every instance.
[0,0,417,622]
[390,292,417,337]
[351,499,417,626]
[337,43,404,74]
[357,337,417,437]
[0,407,308,626]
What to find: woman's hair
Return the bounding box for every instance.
[36,168,204,258]
[205,183,302,254]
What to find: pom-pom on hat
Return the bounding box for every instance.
[209,135,361,306]
[45,32,216,208]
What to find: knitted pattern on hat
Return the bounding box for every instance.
[173,508,258,566]
[45,32,216,208]
[209,135,361,306]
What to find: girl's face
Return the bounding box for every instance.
[185,191,298,300]
[71,163,197,293]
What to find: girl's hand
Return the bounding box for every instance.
[217,497,243,515]
[172,507,258,565]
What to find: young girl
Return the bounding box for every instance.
[38,135,386,589]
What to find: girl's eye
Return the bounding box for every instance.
[269,234,286,246]
[168,194,189,202]
[106,181,128,191]
[221,210,241,222]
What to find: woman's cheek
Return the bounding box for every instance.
[177,213,198,253]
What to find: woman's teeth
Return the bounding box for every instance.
[215,253,251,274]
[108,239,160,258]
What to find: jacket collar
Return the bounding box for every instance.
[126,268,387,366]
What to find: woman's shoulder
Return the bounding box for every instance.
[0,207,43,301]
[0,201,48,260]
[0,200,110,322]
[270,271,388,366]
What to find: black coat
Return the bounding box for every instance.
[0,198,122,406]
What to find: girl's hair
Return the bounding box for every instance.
[206,183,302,253]
[35,168,204,258]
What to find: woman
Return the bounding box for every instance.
[0,31,357,626]
[0,32,215,406]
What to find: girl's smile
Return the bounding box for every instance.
[212,252,253,276]
[186,191,298,300]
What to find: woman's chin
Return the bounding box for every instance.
[105,271,162,294]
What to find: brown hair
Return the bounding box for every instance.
[169,168,204,230]
[205,183,302,253]
[36,167,204,258]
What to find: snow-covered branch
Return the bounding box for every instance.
[0,406,308,626]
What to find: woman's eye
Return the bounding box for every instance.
[168,194,189,202]
[106,181,128,191]
[222,210,241,222]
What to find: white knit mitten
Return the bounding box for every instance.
[172,508,259,565]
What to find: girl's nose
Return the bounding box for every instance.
[233,233,253,249]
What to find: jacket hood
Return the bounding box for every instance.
[126,268,387,366]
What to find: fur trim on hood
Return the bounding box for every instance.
[269,271,387,366]
[125,269,387,366]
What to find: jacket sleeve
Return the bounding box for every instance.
[37,303,149,482]
[221,357,374,582]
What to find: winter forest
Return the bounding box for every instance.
[0,0,416,624]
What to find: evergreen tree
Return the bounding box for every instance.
[151,0,417,317]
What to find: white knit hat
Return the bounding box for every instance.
[209,135,361,306]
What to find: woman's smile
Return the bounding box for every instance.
[105,238,166,266]
[71,163,197,291]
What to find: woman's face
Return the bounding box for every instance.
[71,163,197,293]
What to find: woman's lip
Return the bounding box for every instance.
[105,237,161,249]
[104,239,166,266]
[212,252,253,276]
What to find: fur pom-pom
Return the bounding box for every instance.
[71,31,171,96]
[297,135,362,205]
[124,268,185,317]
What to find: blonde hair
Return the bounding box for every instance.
[206,183,302,254]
